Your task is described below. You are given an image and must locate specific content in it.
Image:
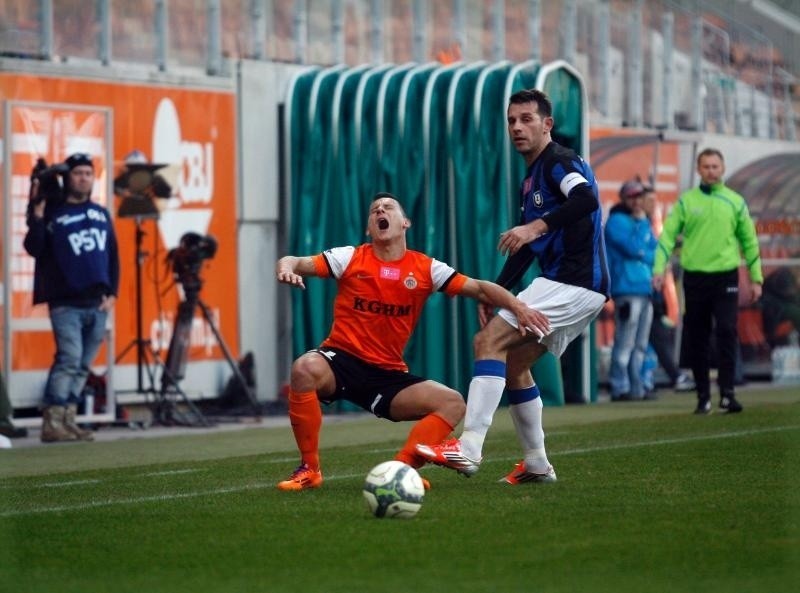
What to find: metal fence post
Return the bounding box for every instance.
[627,0,643,127]
[690,16,703,130]
[370,0,383,64]
[661,11,674,128]
[207,0,222,74]
[778,69,797,141]
[560,0,576,64]
[413,0,426,63]
[250,0,266,60]
[97,0,111,65]
[597,1,610,117]
[528,0,541,62]
[453,0,466,58]
[332,0,344,64]
[38,0,53,60]
[492,0,505,62]
[293,0,307,64]
[155,0,168,71]
[767,42,776,139]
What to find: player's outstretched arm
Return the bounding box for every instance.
[460,278,550,337]
[276,255,316,289]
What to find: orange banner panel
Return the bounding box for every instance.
[1,73,238,375]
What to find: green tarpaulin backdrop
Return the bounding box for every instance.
[284,60,595,407]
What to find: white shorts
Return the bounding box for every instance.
[498,277,607,357]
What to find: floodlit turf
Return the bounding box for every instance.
[1,387,799,593]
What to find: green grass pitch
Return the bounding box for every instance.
[2,387,798,593]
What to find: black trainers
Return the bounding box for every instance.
[719,394,743,413]
[0,424,28,438]
[694,397,712,415]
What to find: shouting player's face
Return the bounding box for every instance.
[507,102,553,164]
[367,197,409,242]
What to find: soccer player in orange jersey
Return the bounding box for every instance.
[274,193,550,491]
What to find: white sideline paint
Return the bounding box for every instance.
[2,425,797,519]
[140,469,200,477]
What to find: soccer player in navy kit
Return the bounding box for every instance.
[417,89,610,483]
[25,153,119,442]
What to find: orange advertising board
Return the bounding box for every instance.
[1,73,238,379]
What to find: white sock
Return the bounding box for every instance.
[509,397,551,473]
[460,375,506,460]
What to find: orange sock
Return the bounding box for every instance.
[288,389,322,471]
[395,413,454,468]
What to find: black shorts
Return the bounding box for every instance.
[311,347,426,421]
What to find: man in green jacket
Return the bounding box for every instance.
[652,148,762,415]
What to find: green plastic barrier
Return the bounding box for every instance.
[286,65,325,354]
[445,62,489,394]
[422,63,463,385]
[330,65,374,412]
[395,63,443,383]
[354,63,397,198]
[375,63,416,196]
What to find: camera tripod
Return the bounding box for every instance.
[114,216,167,410]
[156,273,261,427]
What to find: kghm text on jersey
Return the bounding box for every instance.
[352,298,412,316]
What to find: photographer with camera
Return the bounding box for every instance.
[24,153,119,442]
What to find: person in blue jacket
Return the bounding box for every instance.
[605,179,658,401]
[24,153,119,442]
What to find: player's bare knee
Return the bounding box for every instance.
[472,329,494,358]
[290,354,325,389]
[436,390,466,425]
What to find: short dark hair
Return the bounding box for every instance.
[508,89,553,118]
[370,192,407,218]
[65,152,94,171]
[696,148,724,166]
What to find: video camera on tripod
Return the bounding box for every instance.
[167,232,218,292]
[158,230,259,425]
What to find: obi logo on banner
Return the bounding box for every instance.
[151,98,215,253]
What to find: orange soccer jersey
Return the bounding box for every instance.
[310,244,467,371]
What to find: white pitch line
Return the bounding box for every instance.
[37,479,102,488]
[140,469,200,477]
[2,424,797,519]
[523,425,800,459]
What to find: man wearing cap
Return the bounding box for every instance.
[605,179,659,401]
[24,153,119,442]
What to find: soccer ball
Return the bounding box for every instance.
[362,460,425,519]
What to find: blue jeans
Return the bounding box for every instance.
[609,295,653,398]
[43,305,108,406]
